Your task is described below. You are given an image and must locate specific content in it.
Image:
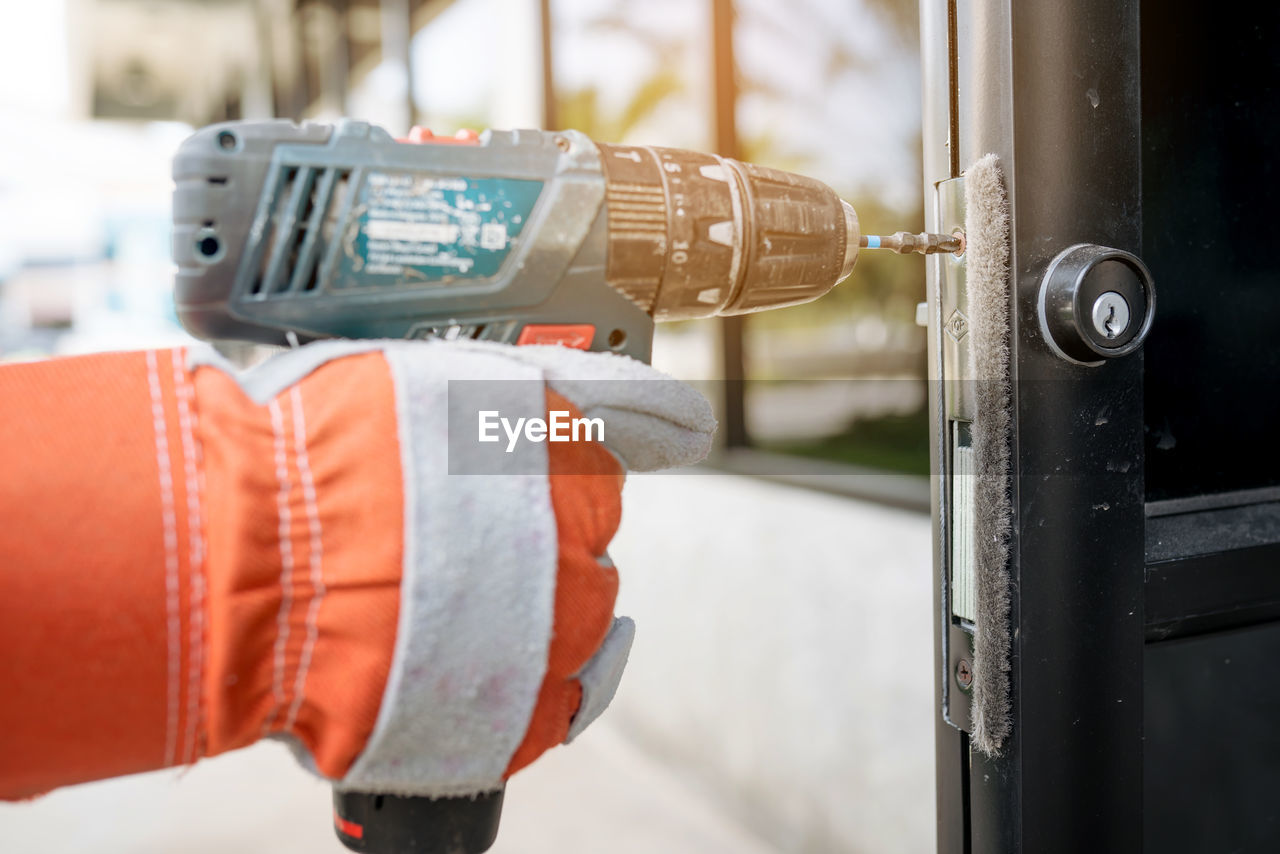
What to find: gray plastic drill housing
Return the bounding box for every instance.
[172,120,654,361]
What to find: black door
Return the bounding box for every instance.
[922,2,1280,851]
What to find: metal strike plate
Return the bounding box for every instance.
[939,180,973,423]
[936,176,974,735]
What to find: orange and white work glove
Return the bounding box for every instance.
[0,339,714,800]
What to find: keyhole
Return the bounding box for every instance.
[1090,291,1131,344]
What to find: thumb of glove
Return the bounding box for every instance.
[445,339,718,471]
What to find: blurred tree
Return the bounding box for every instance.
[547,0,929,468]
[555,0,918,142]
[556,69,685,143]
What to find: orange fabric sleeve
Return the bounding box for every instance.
[0,349,402,797]
[0,350,178,796]
[193,352,403,774]
[0,349,620,799]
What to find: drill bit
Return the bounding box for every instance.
[860,231,964,256]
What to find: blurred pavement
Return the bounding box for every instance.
[0,724,777,854]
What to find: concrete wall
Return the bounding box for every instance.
[609,472,936,853]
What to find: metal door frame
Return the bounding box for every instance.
[922,2,1146,850]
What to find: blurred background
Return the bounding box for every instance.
[0,0,930,476]
[0,1,935,851]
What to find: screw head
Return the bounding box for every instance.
[1090,291,1131,341]
[956,658,973,689]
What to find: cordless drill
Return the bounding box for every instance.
[170,118,959,854]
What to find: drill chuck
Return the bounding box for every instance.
[838,200,862,281]
[596,142,860,320]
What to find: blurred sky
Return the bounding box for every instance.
[0,0,919,202]
[0,0,70,116]
[416,0,920,207]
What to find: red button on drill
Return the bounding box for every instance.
[516,324,596,349]
[400,126,481,145]
[333,811,365,840]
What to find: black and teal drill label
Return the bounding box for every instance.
[345,171,543,284]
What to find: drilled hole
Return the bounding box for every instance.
[196,235,221,258]
[607,328,627,350]
[216,130,238,151]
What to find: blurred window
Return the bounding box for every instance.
[733,0,927,476]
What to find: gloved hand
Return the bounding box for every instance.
[0,339,714,800]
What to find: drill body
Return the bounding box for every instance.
[173,119,861,364]
[171,118,863,854]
